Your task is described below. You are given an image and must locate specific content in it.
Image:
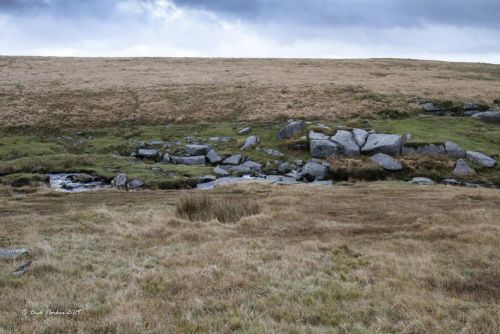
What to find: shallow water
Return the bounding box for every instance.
[49,173,111,192]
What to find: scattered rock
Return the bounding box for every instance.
[352,129,369,147]
[471,110,500,123]
[370,153,403,171]
[264,148,284,157]
[277,162,291,174]
[137,149,158,159]
[310,140,343,158]
[161,152,171,163]
[422,102,441,113]
[238,127,252,135]
[0,248,28,260]
[445,141,465,158]
[302,161,328,181]
[209,136,232,143]
[223,155,242,165]
[309,130,330,140]
[453,159,475,177]
[171,156,206,165]
[185,144,212,156]
[206,149,222,164]
[213,166,230,176]
[277,120,304,139]
[331,130,360,156]
[408,177,434,186]
[12,261,32,277]
[241,135,259,150]
[463,102,479,111]
[111,173,128,188]
[230,161,262,174]
[466,151,497,168]
[127,179,144,190]
[361,134,405,156]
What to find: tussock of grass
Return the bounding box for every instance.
[176,193,261,223]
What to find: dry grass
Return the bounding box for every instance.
[0,182,499,333]
[1,57,500,128]
[176,193,261,223]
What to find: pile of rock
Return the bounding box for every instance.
[421,101,500,122]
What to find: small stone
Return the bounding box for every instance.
[213,166,230,176]
[264,148,284,158]
[277,162,291,174]
[310,140,343,158]
[370,153,403,171]
[198,175,217,183]
[331,130,360,156]
[238,127,252,135]
[137,149,158,159]
[407,177,434,186]
[111,173,128,188]
[222,155,242,165]
[277,121,304,139]
[309,130,330,140]
[466,151,497,168]
[352,129,369,147]
[471,111,500,123]
[241,136,259,150]
[171,156,206,165]
[230,161,262,174]
[0,248,28,259]
[161,153,171,162]
[416,144,446,156]
[206,149,222,164]
[302,162,328,181]
[463,102,479,111]
[445,141,465,158]
[361,134,405,156]
[453,159,475,176]
[422,102,441,113]
[185,144,212,156]
[127,179,144,190]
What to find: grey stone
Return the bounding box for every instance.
[408,177,434,186]
[266,175,301,185]
[416,144,446,156]
[111,173,128,188]
[464,110,481,117]
[286,170,304,180]
[370,153,403,171]
[422,102,441,112]
[230,161,263,174]
[310,140,343,158]
[331,130,360,156]
[294,159,305,167]
[302,162,328,181]
[277,120,304,139]
[471,111,500,123]
[264,148,284,158]
[278,162,291,174]
[361,134,405,156]
[222,155,242,165]
[161,153,171,162]
[171,156,206,165]
[213,166,230,176]
[185,144,211,156]
[144,140,165,147]
[127,179,144,190]
[206,149,222,164]
[352,129,369,147]
[309,130,330,140]
[137,149,158,159]
[0,248,28,259]
[241,135,259,150]
[238,127,252,135]
[453,159,475,177]
[198,175,217,183]
[466,151,497,168]
[402,146,417,155]
[12,261,32,277]
[463,102,479,110]
[445,141,465,158]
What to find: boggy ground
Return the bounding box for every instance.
[1,57,500,129]
[0,183,499,333]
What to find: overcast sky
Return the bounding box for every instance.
[0,0,499,63]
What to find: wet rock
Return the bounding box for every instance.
[445,141,465,158]
[171,156,206,165]
[0,248,28,260]
[205,149,222,164]
[213,166,230,176]
[230,161,262,174]
[471,110,500,123]
[238,127,252,135]
[422,102,441,113]
[466,151,497,168]
[223,155,242,165]
[127,179,144,190]
[352,129,369,147]
[264,148,284,158]
[408,177,434,186]
[310,140,343,158]
[137,149,159,159]
[370,153,403,171]
[185,144,212,156]
[302,162,328,181]
[331,130,360,156]
[277,120,304,139]
[361,134,405,156]
[111,173,128,188]
[241,135,259,150]
[453,159,475,177]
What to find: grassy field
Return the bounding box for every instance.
[0,183,499,333]
[1,57,500,129]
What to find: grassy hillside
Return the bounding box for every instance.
[1,57,500,129]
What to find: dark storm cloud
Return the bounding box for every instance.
[171,0,500,29]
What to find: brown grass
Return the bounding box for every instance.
[0,182,499,333]
[1,57,500,129]
[176,193,261,223]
